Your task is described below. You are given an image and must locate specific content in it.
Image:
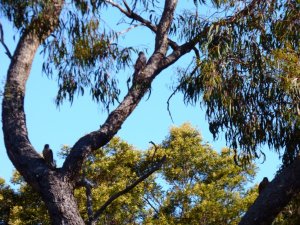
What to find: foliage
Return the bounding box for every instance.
[273,194,300,225]
[171,0,300,165]
[0,175,50,225]
[1,0,299,162]
[143,123,258,225]
[1,0,300,224]
[0,124,260,224]
[0,178,15,225]
[76,137,151,224]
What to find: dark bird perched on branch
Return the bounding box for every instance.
[258,177,269,194]
[42,144,55,168]
[132,51,147,86]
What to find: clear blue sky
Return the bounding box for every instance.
[0,3,281,186]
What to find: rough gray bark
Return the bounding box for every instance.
[62,0,181,182]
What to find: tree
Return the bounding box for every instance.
[0,124,258,224]
[143,123,258,225]
[0,138,156,225]
[0,0,299,224]
[0,178,16,225]
[0,173,51,225]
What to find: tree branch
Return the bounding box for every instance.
[0,22,12,60]
[160,0,265,70]
[240,157,300,225]
[154,0,178,53]
[63,0,179,182]
[63,0,265,184]
[143,196,160,215]
[2,0,64,189]
[91,156,166,224]
[83,177,95,225]
[105,0,180,51]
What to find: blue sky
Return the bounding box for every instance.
[0,3,282,186]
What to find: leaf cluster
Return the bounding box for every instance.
[41,2,136,109]
[171,0,300,165]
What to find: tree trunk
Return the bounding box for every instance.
[239,158,300,225]
[0,1,85,224]
[38,171,85,225]
[2,37,85,225]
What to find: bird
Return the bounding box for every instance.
[258,177,269,194]
[132,51,147,85]
[134,51,147,72]
[42,144,55,168]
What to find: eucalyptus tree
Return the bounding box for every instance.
[0,125,258,225]
[0,0,299,225]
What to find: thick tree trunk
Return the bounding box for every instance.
[1,1,86,224]
[2,40,85,225]
[239,158,300,225]
[38,171,84,224]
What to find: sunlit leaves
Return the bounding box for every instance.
[75,137,152,224]
[0,174,50,225]
[145,123,257,224]
[0,124,260,224]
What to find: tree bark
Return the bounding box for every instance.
[240,158,300,225]
[62,0,180,183]
[2,0,181,224]
[38,171,85,225]
[2,30,85,223]
[1,1,86,224]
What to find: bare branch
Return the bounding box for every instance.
[143,196,160,215]
[91,156,166,224]
[154,0,178,53]
[105,0,157,32]
[0,22,13,60]
[63,0,264,185]
[62,2,180,179]
[84,177,95,225]
[149,141,158,162]
[105,0,180,51]
[62,68,157,180]
[109,24,141,43]
[122,0,131,13]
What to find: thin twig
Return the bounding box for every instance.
[149,141,158,162]
[143,196,160,215]
[109,24,141,43]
